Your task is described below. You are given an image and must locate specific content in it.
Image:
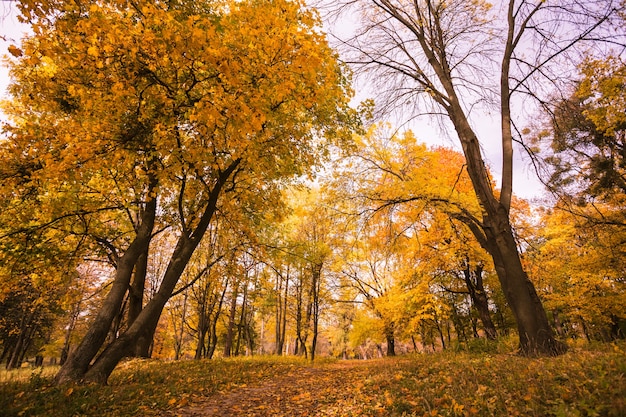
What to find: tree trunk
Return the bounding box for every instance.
[275,273,283,355]
[54,250,141,382]
[173,291,189,360]
[385,322,396,357]
[71,161,240,384]
[463,262,498,340]
[55,176,158,384]
[310,263,322,362]
[483,209,566,355]
[450,300,467,343]
[127,246,149,357]
[235,281,249,357]
[223,279,239,358]
[433,310,446,350]
[449,104,565,356]
[83,233,212,383]
[194,299,208,360]
[207,282,228,359]
[294,272,307,357]
[6,309,35,370]
[275,269,289,355]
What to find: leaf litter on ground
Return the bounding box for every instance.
[2,341,625,416]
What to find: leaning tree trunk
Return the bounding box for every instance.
[55,183,158,384]
[81,161,240,385]
[448,101,565,356]
[127,246,150,357]
[482,208,566,355]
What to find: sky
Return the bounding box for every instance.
[0,2,547,202]
[1,2,29,107]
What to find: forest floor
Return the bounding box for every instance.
[2,340,626,416]
[161,360,377,416]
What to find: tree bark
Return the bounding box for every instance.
[127,246,149,357]
[482,208,565,355]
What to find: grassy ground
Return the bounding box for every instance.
[1,341,625,416]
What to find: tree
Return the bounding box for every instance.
[414,210,500,341]
[2,0,355,384]
[538,56,626,208]
[186,220,231,360]
[329,124,502,347]
[324,0,622,355]
[0,212,84,368]
[289,188,335,361]
[525,206,626,341]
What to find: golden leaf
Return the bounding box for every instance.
[8,45,23,57]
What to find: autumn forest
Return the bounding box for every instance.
[1,0,625,415]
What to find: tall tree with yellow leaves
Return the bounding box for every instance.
[1,0,355,384]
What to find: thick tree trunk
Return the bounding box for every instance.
[55,261,135,382]
[64,161,239,384]
[83,232,213,383]
[482,208,566,355]
[448,104,565,356]
[55,203,156,383]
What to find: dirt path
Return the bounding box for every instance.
[161,361,379,416]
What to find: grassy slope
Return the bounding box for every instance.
[2,341,625,416]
